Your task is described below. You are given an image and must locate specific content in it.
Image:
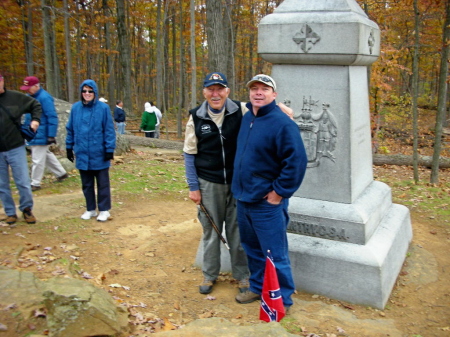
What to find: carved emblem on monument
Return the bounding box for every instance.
[292,97,338,167]
[292,24,321,53]
[368,29,375,54]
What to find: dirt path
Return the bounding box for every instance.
[0,148,449,336]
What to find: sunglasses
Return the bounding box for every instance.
[252,75,273,85]
[82,90,94,93]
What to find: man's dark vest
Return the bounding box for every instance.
[190,100,242,184]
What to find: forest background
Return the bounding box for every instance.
[0,0,449,181]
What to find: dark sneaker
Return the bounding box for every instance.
[284,306,291,315]
[199,279,216,294]
[31,185,41,191]
[56,173,69,182]
[235,290,261,304]
[22,207,36,224]
[4,215,18,225]
[238,278,250,293]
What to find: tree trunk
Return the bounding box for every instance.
[430,0,450,183]
[190,0,197,109]
[20,1,34,75]
[205,0,228,73]
[116,0,132,115]
[41,0,56,95]
[373,154,450,169]
[411,0,420,182]
[156,0,164,111]
[177,0,184,138]
[102,0,114,110]
[63,0,74,103]
[50,1,62,98]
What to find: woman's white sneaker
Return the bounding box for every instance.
[81,210,97,220]
[97,211,110,222]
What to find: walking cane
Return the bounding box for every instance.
[199,203,230,250]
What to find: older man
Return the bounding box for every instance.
[0,74,41,225]
[232,74,308,310]
[183,72,250,295]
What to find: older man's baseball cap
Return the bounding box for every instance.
[246,74,277,91]
[20,76,40,90]
[203,72,228,88]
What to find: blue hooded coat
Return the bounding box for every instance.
[65,79,116,171]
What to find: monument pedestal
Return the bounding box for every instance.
[288,182,412,309]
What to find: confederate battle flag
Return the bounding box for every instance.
[259,250,285,322]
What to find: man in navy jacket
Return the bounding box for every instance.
[232,74,307,310]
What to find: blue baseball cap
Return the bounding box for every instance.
[203,72,228,88]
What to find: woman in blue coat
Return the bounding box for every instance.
[66,79,116,221]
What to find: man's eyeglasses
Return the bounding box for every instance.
[82,90,94,94]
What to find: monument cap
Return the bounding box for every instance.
[20,76,40,90]
[203,72,228,88]
[246,74,277,91]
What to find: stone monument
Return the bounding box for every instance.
[258,0,412,309]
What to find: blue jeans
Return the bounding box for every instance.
[237,198,295,307]
[116,122,125,135]
[0,145,33,216]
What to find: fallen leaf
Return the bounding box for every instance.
[81,272,93,279]
[162,317,177,331]
[173,302,180,310]
[34,308,47,318]
[5,303,17,310]
[0,323,7,331]
[198,311,213,319]
[109,283,122,288]
[95,273,106,285]
[336,326,346,333]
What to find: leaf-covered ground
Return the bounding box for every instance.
[0,146,449,337]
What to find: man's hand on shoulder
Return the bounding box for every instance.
[278,102,294,120]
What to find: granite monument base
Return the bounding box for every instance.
[288,185,412,309]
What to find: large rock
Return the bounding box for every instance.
[0,268,129,337]
[153,317,297,337]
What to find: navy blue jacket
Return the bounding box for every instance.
[232,100,307,202]
[114,106,125,123]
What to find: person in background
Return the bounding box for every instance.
[20,76,68,191]
[140,102,158,138]
[66,79,116,222]
[114,100,126,135]
[148,102,162,138]
[183,71,250,295]
[0,74,41,225]
[232,74,308,311]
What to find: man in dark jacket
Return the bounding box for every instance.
[232,74,308,311]
[21,76,68,191]
[0,74,41,225]
[114,100,126,134]
[183,72,250,295]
